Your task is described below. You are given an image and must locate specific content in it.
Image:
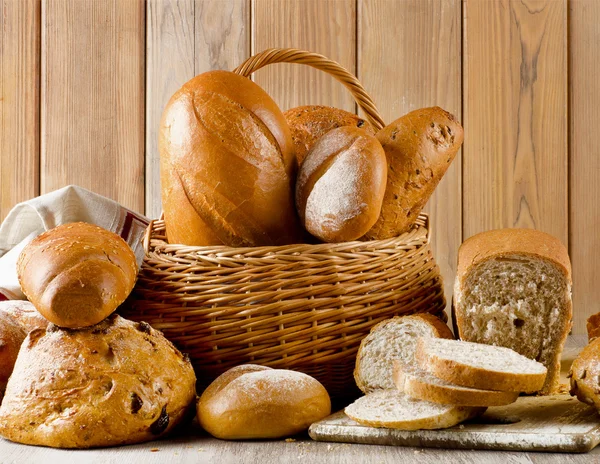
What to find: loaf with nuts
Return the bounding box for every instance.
[569,337,600,411]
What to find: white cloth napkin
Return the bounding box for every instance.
[0,185,149,300]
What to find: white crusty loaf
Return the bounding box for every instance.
[197,364,331,439]
[354,314,453,393]
[345,389,484,430]
[452,228,572,395]
[393,360,519,407]
[416,337,547,393]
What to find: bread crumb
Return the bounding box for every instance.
[414,450,422,454]
[459,424,465,429]
[327,444,332,451]
[198,448,205,452]
[285,438,296,442]
[150,448,159,452]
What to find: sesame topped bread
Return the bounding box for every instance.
[354,314,453,393]
[453,228,572,395]
[415,337,547,393]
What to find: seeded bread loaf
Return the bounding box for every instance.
[0,315,196,448]
[354,314,453,393]
[452,228,572,394]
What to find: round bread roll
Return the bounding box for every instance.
[0,300,47,333]
[569,337,600,410]
[284,105,375,167]
[296,126,387,242]
[160,70,301,247]
[0,314,197,448]
[17,222,138,328]
[364,106,464,240]
[197,364,331,439]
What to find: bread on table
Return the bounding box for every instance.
[587,312,600,342]
[160,70,302,247]
[295,126,387,242]
[17,222,138,328]
[283,105,375,167]
[416,337,547,393]
[0,301,48,398]
[364,107,463,240]
[569,337,600,411]
[0,314,196,448]
[197,364,331,439]
[452,228,572,394]
[344,389,484,430]
[354,314,453,393]
[393,360,519,407]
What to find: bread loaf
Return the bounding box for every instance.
[569,337,600,411]
[0,315,196,448]
[354,314,453,393]
[587,312,600,341]
[364,107,463,240]
[17,222,138,328]
[452,228,572,394]
[284,105,375,167]
[296,126,387,242]
[160,70,302,247]
[0,300,47,333]
[197,364,331,439]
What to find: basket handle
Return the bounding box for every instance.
[233,48,385,131]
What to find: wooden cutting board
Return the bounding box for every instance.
[309,395,600,453]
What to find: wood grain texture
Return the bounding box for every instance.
[462,0,568,247]
[569,0,600,334]
[145,0,195,219]
[358,0,462,315]
[41,0,145,214]
[0,0,40,221]
[252,0,356,112]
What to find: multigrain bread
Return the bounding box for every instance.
[0,315,196,448]
[160,70,301,247]
[452,228,572,394]
[197,364,331,439]
[0,301,48,397]
[354,314,453,393]
[364,107,463,240]
[17,223,138,328]
[393,360,519,407]
[295,126,387,242]
[284,105,375,167]
[345,390,484,430]
[416,337,547,393]
[569,337,600,411]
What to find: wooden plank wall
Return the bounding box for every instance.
[0,0,598,334]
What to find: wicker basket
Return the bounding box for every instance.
[123,48,446,399]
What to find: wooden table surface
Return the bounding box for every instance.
[0,336,597,464]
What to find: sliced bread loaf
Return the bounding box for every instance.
[354,314,453,393]
[416,337,547,393]
[393,360,519,407]
[452,228,572,395]
[344,390,483,430]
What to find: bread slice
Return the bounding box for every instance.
[344,390,483,430]
[416,337,547,393]
[354,314,453,393]
[452,228,572,395]
[393,360,519,407]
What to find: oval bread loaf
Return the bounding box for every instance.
[197,364,331,439]
[0,315,197,448]
[364,106,463,240]
[569,337,600,411]
[17,223,138,328]
[284,105,375,167]
[296,126,387,243]
[160,70,301,247]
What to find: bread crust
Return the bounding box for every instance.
[160,71,301,247]
[283,105,375,167]
[0,300,47,333]
[569,337,600,411]
[415,338,546,393]
[393,360,519,407]
[197,365,331,439]
[295,126,387,242]
[587,312,600,342]
[364,107,463,240]
[17,223,138,328]
[453,228,572,395]
[353,313,453,393]
[0,315,196,448]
